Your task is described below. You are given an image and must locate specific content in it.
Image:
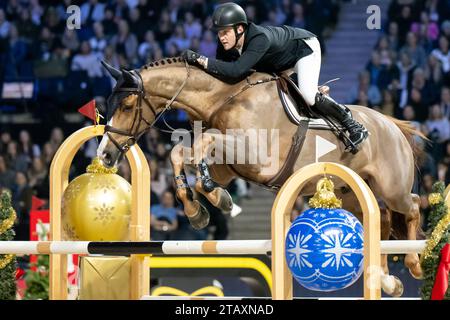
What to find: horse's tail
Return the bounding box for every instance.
[385,116,428,168]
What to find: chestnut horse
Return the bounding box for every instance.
[97,58,425,296]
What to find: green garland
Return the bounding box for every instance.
[0,190,17,300]
[420,182,450,300]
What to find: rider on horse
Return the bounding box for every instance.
[182,2,368,153]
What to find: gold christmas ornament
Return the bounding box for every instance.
[61,158,131,241]
[308,177,342,209]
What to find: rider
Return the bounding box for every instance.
[181,2,368,153]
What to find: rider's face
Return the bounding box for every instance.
[218,27,236,51]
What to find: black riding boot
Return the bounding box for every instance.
[315,93,368,153]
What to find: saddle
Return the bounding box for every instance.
[276,73,345,130]
[263,74,347,190]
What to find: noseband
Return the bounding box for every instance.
[104,61,191,154]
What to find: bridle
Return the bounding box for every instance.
[104,61,191,154]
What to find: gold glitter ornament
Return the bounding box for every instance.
[61,158,131,241]
[308,177,342,209]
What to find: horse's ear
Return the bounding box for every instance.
[122,69,138,87]
[101,60,122,80]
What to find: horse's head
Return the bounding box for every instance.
[98,61,158,168]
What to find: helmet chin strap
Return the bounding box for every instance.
[231,25,245,50]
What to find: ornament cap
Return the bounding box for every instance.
[308,177,342,209]
[86,157,118,174]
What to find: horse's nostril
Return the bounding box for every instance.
[103,153,113,166]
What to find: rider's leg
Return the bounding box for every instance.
[295,37,368,151]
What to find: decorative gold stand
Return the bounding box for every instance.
[49,125,150,300]
[271,162,381,300]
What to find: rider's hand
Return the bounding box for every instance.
[181,50,201,65]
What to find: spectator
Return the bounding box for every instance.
[89,22,107,54]
[4,23,29,77]
[199,30,216,57]
[400,32,427,68]
[425,54,443,86]
[183,11,202,40]
[49,127,64,152]
[402,105,421,131]
[80,0,105,26]
[0,131,13,155]
[387,21,400,51]
[16,8,39,41]
[379,90,397,116]
[12,171,33,241]
[165,24,190,54]
[287,3,305,29]
[410,11,439,50]
[0,155,15,191]
[155,9,174,44]
[440,87,450,119]
[110,19,138,64]
[128,7,152,43]
[431,36,450,83]
[150,190,179,240]
[71,41,103,78]
[27,156,47,193]
[425,104,450,144]
[101,7,117,37]
[108,0,130,20]
[18,130,40,160]
[61,28,80,54]
[29,0,44,26]
[0,9,11,39]
[138,30,159,63]
[148,159,168,199]
[397,52,417,108]
[5,141,29,173]
[348,70,381,106]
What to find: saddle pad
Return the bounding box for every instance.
[279,90,344,130]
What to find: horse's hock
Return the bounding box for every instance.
[49,125,150,300]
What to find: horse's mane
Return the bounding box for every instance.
[140,57,184,71]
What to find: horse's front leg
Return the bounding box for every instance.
[192,132,234,214]
[169,143,210,230]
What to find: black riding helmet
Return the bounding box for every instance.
[212,2,248,49]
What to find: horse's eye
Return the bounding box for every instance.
[123,105,133,112]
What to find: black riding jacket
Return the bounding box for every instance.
[206,23,316,81]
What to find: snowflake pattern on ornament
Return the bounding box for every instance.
[286,208,364,292]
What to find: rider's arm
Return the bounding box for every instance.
[206,33,270,79]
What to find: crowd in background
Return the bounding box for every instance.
[0,0,339,241]
[356,0,450,226]
[3,0,450,241]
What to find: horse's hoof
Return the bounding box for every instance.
[202,178,216,193]
[217,189,233,214]
[188,203,210,230]
[409,264,423,280]
[391,276,404,297]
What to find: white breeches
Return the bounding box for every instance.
[294,37,321,106]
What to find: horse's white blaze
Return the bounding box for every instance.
[97,117,113,158]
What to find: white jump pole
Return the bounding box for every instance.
[0,240,426,255]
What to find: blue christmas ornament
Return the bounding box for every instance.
[285,178,364,292]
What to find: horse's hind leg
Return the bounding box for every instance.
[338,192,404,296]
[380,208,404,297]
[169,143,210,230]
[371,173,423,279]
[403,194,422,279]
